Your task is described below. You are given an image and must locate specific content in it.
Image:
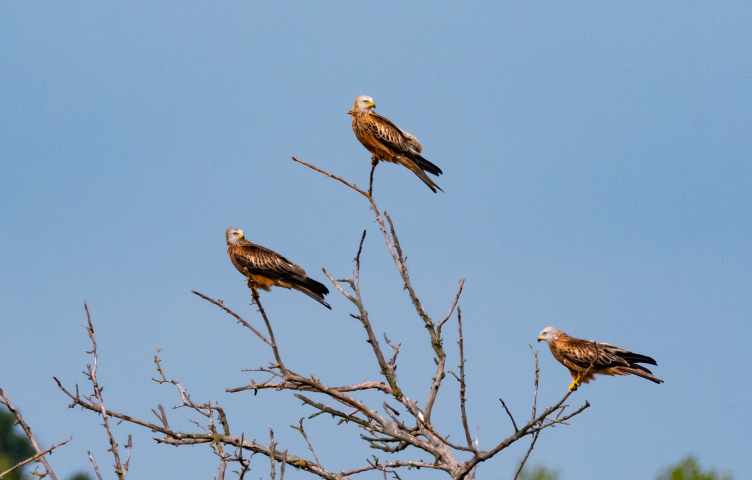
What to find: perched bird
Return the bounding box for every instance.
[226,228,331,309]
[348,95,443,193]
[537,327,663,391]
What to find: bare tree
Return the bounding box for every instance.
[54,159,590,480]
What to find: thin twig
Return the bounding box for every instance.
[0,438,71,480]
[292,156,369,198]
[269,429,276,480]
[82,302,126,479]
[438,280,465,332]
[290,419,320,466]
[513,431,540,480]
[529,346,540,422]
[192,291,272,346]
[88,451,104,480]
[0,387,60,480]
[457,307,474,450]
[248,281,288,376]
[498,398,518,433]
[425,279,465,423]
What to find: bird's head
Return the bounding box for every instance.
[226,227,245,245]
[352,95,375,112]
[538,327,562,343]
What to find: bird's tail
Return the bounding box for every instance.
[617,351,658,366]
[623,366,664,384]
[411,154,443,177]
[401,157,443,193]
[291,277,331,310]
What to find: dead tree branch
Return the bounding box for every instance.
[81,301,128,479]
[0,437,71,480]
[0,386,63,480]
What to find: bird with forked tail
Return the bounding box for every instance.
[538,327,663,391]
[349,95,443,193]
[226,228,331,309]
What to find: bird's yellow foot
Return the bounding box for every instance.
[568,382,578,392]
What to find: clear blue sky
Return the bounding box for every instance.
[1,2,750,479]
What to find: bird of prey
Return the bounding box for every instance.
[537,327,663,391]
[348,95,443,193]
[226,228,331,309]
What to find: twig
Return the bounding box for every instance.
[513,431,540,480]
[529,346,540,422]
[248,280,288,376]
[0,386,60,480]
[291,156,369,199]
[290,419,320,466]
[437,280,465,332]
[0,438,71,480]
[269,429,276,480]
[82,301,127,479]
[192,291,271,346]
[323,267,402,400]
[457,308,474,450]
[498,398,518,433]
[88,451,104,480]
[425,279,465,423]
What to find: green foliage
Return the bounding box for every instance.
[0,411,35,480]
[517,465,560,480]
[66,473,93,480]
[0,412,34,480]
[656,456,733,480]
[0,410,93,480]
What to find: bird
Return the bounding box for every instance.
[226,227,331,309]
[537,327,663,391]
[348,95,443,193]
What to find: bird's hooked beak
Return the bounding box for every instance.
[237,232,244,239]
[366,100,375,108]
[537,335,544,342]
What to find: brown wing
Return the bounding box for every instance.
[230,243,307,281]
[553,336,629,372]
[361,112,422,157]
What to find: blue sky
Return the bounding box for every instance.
[1,2,750,479]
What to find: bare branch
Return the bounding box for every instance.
[340,460,443,476]
[529,346,540,422]
[438,280,465,331]
[290,419,320,466]
[498,398,518,433]
[0,437,71,480]
[82,301,127,479]
[192,291,271,346]
[513,431,540,480]
[269,429,277,480]
[425,279,464,424]
[0,386,60,480]
[291,156,369,199]
[322,267,402,400]
[457,307,474,451]
[229,380,391,395]
[88,451,104,480]
[247,280,288,376]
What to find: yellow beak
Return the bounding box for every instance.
[238,233,244,239]
[537,335,544,342]
[366,101,375,107]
